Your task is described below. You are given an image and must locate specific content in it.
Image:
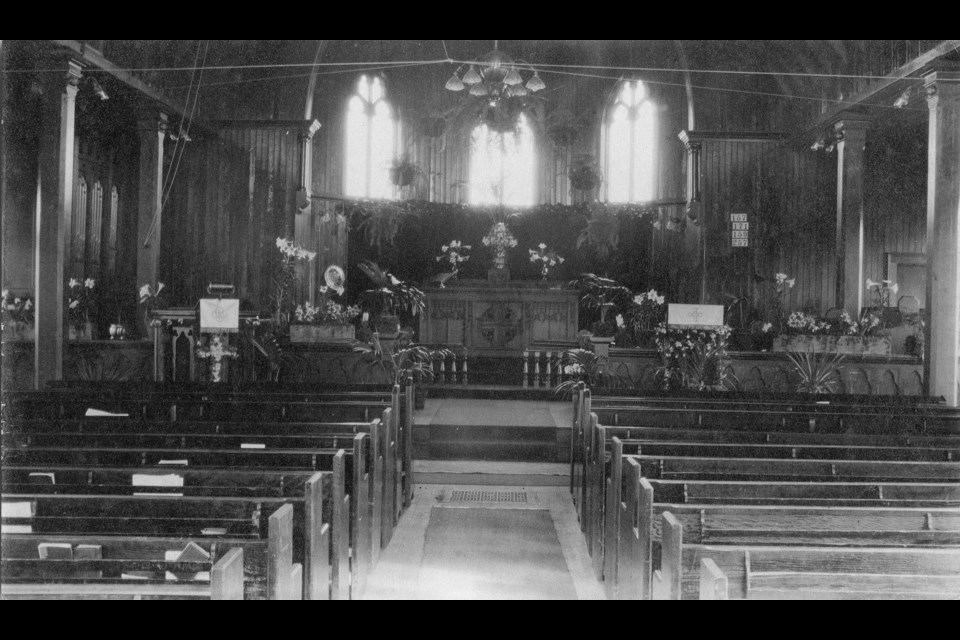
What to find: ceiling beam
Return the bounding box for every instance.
[49,40,187,116]
[813,39,960,129]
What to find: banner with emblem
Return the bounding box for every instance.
[199,298,240,333]
[667,304,725,330]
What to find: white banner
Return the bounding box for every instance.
[199,298,240,333]
[668,304,725,329]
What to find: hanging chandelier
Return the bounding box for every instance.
[445,41,545,99]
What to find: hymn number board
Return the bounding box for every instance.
[731,213,749,248]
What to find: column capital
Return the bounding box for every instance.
[831,113,872,137]
[137,110,169,136]
[924,67,960,107]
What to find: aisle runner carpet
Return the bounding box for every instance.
[419,507,577,600]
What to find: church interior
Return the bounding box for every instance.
[1,39,959,600]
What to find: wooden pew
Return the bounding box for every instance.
[3,406,391,598]
[4,385,414,510]
[1,546,245,600]
[2,446,368,599]
[2,502,300,600]
[653,511,960,600]
[612,458,960,600]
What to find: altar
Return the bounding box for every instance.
[419,282,580,357]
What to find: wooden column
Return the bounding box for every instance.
[135,111,167,292]
[34,58,82,389]
[923,68,960,405]
[833,116,872,318]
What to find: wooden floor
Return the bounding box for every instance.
[362,484,604,600]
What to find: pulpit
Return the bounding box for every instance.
[419,282,579,357]
[150,308,265,383]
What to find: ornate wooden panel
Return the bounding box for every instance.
[420,282,579,357]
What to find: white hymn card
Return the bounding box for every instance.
[667,304,725,329]
[199,298,240,333]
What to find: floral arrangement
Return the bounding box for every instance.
[272,238,317,328]
[528,244,565,280]
[436,240,472,274]
[655,323,734,392]
[482,223,518,270]
[139,282,167,329]
[553,349,610,397]
[67,278,96,331]
[786,311,830,335]
[771,272,796,333]
[627,289,666,333]
[294,298,361,326]
[2,289,34,328]
[196,333,238,383]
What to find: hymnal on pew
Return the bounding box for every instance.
[176,542,211,563]
[201,527,227,536]
[38,543,74,560]
[158,460,189,466]
[28,472,55,485]
[74,544,103,560]
[240,443,266,449]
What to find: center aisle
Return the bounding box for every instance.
[361,484,604,600]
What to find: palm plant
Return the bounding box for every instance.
[353,332,452,387]
[785,349,845,394]
[682,341,736,392]
[358,261,426,320]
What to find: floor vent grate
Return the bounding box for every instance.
[448,490,528,503]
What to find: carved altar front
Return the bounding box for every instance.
[420,282,579,357]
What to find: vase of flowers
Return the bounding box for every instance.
[1,289,35,340]
[483,222,517,283]
[436,240,471,287]
[627,289,666,347]
[271,238,317,331]
[528,243,565,283]
[138,282,167,340]
[67,278,96,340]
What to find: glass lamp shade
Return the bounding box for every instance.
[508,84,528,97]
[445,73,465,91]
[503,67,523,86]
[469,83,490,97]
[462,65,483,85]
[526,71,546,92]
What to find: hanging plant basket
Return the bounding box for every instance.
[389,165,418,188]
[569,166,602,192]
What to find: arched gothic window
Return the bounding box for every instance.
[345,75,397,199]
[469,114,536,207]
[604,80,657,203]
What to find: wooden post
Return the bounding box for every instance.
[923,68,960,405]
[603,437,624,598]
[659,511,683,601]
[135,111,167,296]
[34,58,82,389]
[331,450,350,600]
[211,548,245,601]
[699,558,728,601]
[833,115,872,318]
[304,472,329,600]
[267,503,295,600]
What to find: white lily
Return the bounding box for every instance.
[84,278,95,289]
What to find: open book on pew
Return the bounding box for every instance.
[2,500,35,533]
[163,542,212,581]
[84,408,130,417]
